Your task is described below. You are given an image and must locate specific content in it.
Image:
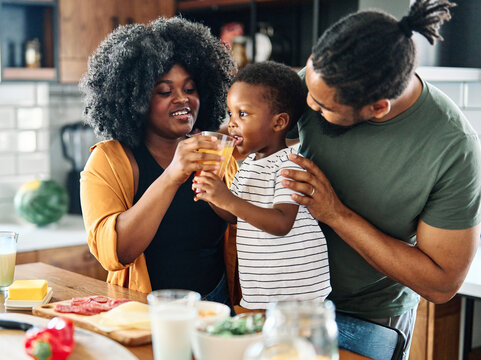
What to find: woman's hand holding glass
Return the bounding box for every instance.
[164,135,224,186]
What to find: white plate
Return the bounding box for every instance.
[0,313,138,360]
[5,287,53,310]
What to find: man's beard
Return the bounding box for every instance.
[318,113,365,137]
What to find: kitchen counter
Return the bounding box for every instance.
[0,215,86,252]
[417,66,481,82]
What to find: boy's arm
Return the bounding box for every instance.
[208,202,237,224]
[227,199,299,236]
[194,171,298,236]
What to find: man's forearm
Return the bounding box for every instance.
[328,206,479,303]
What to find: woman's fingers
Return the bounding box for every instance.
[179,135,224,165]
[185,135,221,151]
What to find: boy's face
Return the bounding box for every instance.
[227,82,280,158]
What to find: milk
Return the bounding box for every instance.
[0,252,16,289]
[150,304,197,360]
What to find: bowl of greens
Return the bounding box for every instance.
[192,312,265,360]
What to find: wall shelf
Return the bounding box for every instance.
[177,0,304,11]
[2,67,56,80]
[0,0,58,81]
[177,0,317,67]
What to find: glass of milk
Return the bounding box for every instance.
[147,289,201,360]
[0,231,18,292]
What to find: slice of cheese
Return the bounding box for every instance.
[8,280,48,301]
[88,301,151,332]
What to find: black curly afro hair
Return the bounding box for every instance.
[79,17,236,148]
[233,61,307,131]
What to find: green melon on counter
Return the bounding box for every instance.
[14,180,69,226]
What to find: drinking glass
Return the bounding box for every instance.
[147,289,201,360]
[0,231,18,292]
[192,131,235,193]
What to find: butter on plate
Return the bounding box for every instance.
[8,280,48,301]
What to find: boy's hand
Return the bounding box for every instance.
[193,171,234,209]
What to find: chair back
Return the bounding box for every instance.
[336,311,406,360]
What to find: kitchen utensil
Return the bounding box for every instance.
[60,122,96,214]
[0,319,34,331]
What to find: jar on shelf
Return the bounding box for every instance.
[25,39,41,68]
[231,36,249,70]
[243,300,339,360]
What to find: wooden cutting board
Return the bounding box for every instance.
[32,299,151,346]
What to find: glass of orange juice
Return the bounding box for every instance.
[193,131,235,193]
[0,231,18,293]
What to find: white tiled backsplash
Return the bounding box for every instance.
[0,75,481,222]
[0,82,84,222]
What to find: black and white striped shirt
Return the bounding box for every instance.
[231,147,331,309]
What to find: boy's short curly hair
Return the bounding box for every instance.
[79,17,236,148]
[232,61,306,131]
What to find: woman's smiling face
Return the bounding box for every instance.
[147,64,200,139]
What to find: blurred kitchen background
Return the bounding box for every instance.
[0,1,480,359]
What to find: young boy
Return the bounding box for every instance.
[193,61,331,310]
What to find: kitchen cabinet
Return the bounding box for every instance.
[176,0,359,68]
[177,0,316,68]
[410,296,461,360]
[16,244,108,281]
[59,0,175,83]
[0,0,58,81]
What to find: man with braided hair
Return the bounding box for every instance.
[284,1,481,357]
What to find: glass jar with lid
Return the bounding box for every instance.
[243,300,339,360]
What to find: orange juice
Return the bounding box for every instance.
[0,231,17,290]
[0,252,16,289]
[193,132,235,193]
[197,145,234,179]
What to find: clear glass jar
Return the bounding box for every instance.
[297,300,339,360]
[243,300,339,360]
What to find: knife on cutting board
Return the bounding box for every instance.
[0,319,34,331]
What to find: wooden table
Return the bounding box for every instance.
[1,262,369,360]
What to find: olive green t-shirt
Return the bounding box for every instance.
[292,73,481,318]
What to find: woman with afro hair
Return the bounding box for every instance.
[79,16,239,305]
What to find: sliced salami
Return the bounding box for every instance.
[90,295,109,303]
[54,304,81,313]
[54,296,132,316]
[108,298,131,308]
[71,297,92,306]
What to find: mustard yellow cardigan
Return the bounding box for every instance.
[80,140,240,300]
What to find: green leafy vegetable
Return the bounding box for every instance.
[206,313,265,337]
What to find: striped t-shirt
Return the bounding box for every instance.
[231,147,331,309]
